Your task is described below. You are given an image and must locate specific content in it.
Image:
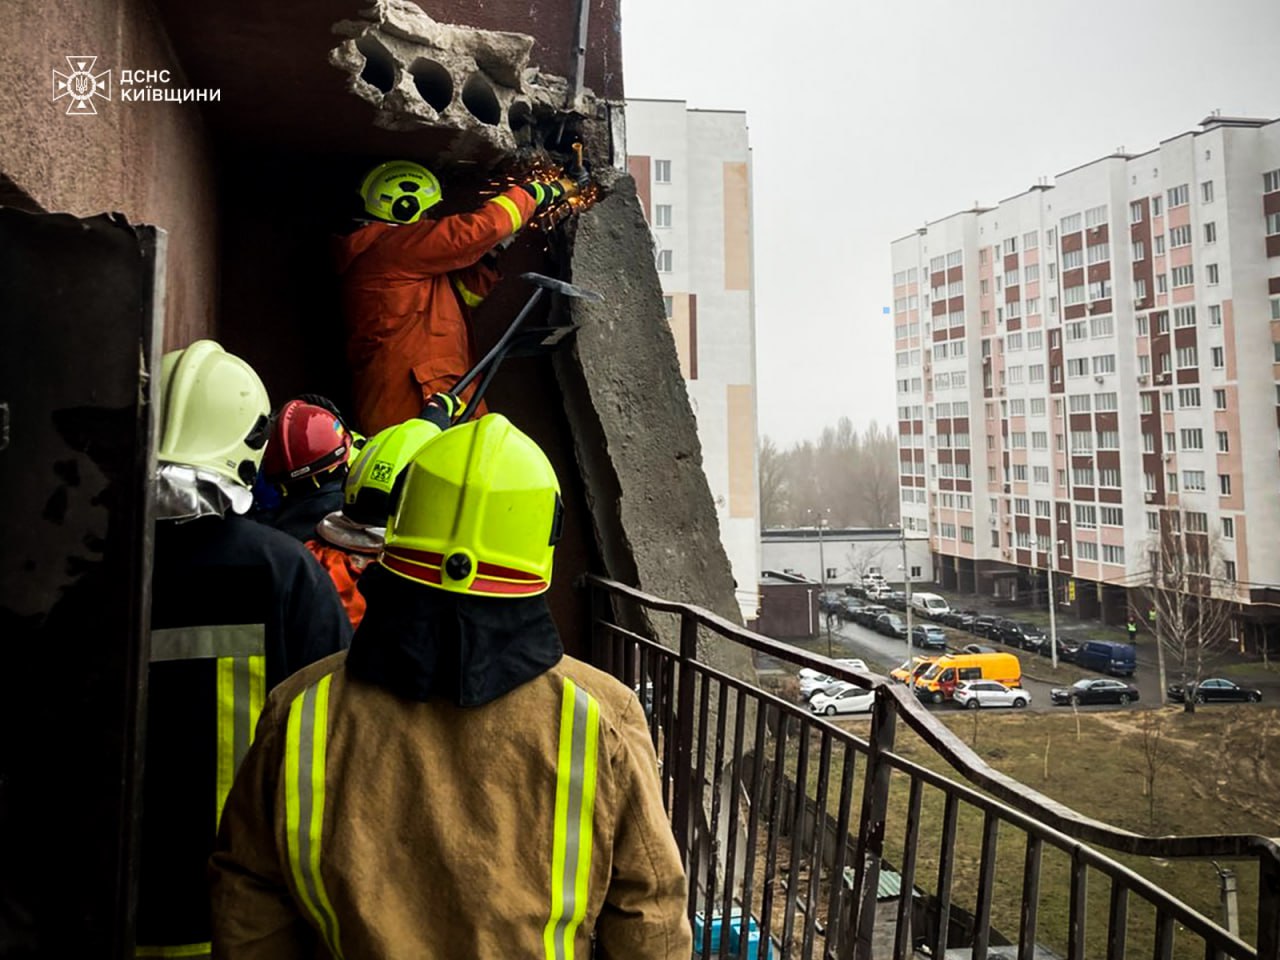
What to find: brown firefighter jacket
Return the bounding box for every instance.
[209,650,692,959]
[335,185,539,434]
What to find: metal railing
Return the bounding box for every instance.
[584,575,1280,960]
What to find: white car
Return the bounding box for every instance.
[798,660,868,700]
[953,679,1030,710]
[810,682,875,716]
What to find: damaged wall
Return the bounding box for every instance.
[0,0,219,348]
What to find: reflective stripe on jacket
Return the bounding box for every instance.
[335,186,538,434]
[211,652,691,959]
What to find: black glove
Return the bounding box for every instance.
[419,392,465,430]
[520,179,569,210]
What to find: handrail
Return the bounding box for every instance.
[583,573,1280,866]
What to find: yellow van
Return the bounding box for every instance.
[913,652,1021,704]
[890,655,935,685]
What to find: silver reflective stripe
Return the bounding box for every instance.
[543,680,601,960]
[150,623,265,662]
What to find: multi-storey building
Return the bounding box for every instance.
[626,99,761,619]
[890,115,1280,637]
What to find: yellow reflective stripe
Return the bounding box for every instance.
[453,276,484,308]
[542,679,600,960]
[215,655,266,828]
[490,194,523,233]
[135,944,211,958]
[285,674,344,959]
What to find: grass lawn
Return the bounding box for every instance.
[802,706,1280,958]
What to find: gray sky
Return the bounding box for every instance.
[621,0,1280,449]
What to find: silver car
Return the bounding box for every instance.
[953,679,1030,710]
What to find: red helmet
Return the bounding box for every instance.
[261,400,352,487]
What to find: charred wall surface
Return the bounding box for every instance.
[0,0,219,349]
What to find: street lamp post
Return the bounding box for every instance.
[900,533,913,660]
[809,509,831,655]
[1043,538,1065,670]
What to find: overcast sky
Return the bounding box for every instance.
[620,0,1280,449]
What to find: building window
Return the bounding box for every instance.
[1200,180,1214,203]
[654,159,672,183]
[1176,345,1199,369]
[1062,249,1083,269]
[1219,474,1232,496]
[1144,472,1157,493]
[1169,225,1192,247]
[1156,274,1169,294]
[1209,304,1222,326]
[1092,354,1116,375]
[1211,346,1224,369]
[1061,213,1082,234]
[1090,315,1114,338]
[1152,195,1164,217]
[1085,205,1108,228]
[1075,504,1097,528]
[1102,544,1125,565]
[662,295,673,318]
[1204,222,1217,244]
[1162,391,1175,411]
[1182,469,1206,491]
[1214,388,1227,410]
[1138,354,1151,375]
[1086,241,1110,264]
[1171,265,1194,287]
[1178,387,1201,408]
[1206,264,1219,285]
[1217,430,1230,452]
[1168,184,1189,207]
[1129,200,1144,223]
[1076,540,1099,561]
[1099,467,1121,487]
[1222,517,1235,539]
[1154,234,1166,255]
[656,249,673,272]
[1166,472,1178,493]
[654,204,672,227]
[1268,213,1280,237]
[1033,465,1050,484]
[1067,358,1088,378]
[1224,560,1237,582]
[1142,432,1155,453]
[1097,430,1120,449]
[1266,169,1280,194]
[1185,512,1208,533]
[1146,511,1159,531]
[1173,306,1196,328]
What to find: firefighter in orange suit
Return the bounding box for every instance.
[210,414,692,959]
[336,160,573,434]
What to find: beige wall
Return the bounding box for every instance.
[726,384,755,518]
[723,161,750,291]
[0,0,219,348]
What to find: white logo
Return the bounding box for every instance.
[52,56,112,115]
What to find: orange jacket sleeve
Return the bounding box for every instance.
[362,186,538,280]
[449,255,502,310]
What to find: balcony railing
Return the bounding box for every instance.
[583,574,1280,960]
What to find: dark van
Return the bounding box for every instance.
[1078,640,1136,676]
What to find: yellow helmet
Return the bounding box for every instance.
[359,160,442,224]
[380,414,563,598]
[343,417,444,525]
[157,340,270,488]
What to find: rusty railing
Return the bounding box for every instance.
[584,575,1280,960]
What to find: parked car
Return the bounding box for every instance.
[840,598,865,622]
[876,613,908,638]
[884,591,908,611]
[910,592,952,621]
[890,655,936,685]
[1050,678,1140,706]
[996,621,1048,652]
[962,643,997,655]
[911,624,948,650]
[798,659,869,700]
[854,604,888,627]
[1167,678,1263,704]
[818,591,844,613]
[970,615,1013,639]
[1047,638,1081,663]
[953,680,1030,710]
[1076,640,1137,677]
[940,609,978,630]
[810,682,875,716]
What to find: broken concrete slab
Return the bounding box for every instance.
[556,173,756,682]
[330,0,590,158]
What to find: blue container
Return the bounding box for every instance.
[694,911,775,959]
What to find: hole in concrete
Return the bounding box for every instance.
[409,58,453,111]
[508,101,533,144]
[356,35,397,94]
[461,73,500,125]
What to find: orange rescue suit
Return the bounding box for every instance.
[305,540,372,629]
[335,186,539,434]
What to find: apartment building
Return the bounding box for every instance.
[626,99,761,618]
[890,115,1280,633]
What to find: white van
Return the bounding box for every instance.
[910,592,951,620]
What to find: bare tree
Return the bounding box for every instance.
[758,436,788,526]
[1137,509,1239,713]
[1134,711,1171,830]
[858,420,899,527]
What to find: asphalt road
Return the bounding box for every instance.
[773,617,1152,716]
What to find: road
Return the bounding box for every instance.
[768,617,1154,716]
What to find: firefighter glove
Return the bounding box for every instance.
[420,392,465,430]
